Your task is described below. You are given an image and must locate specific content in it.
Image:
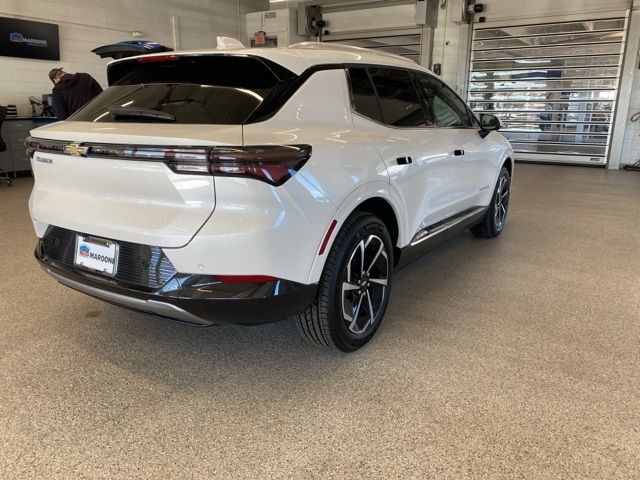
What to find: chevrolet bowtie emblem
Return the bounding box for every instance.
[64,143,90,156]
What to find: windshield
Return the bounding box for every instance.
[70,55,296,125]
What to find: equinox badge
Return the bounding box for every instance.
[64,143,90,156]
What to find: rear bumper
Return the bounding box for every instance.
[35,242,317,326]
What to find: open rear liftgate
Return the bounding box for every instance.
[469,16,628,166]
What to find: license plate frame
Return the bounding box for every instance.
[73,234,119,277]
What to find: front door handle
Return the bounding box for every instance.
[396,156,413,165]
[453,149,465,156]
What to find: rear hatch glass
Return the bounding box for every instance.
[70,55,296,124]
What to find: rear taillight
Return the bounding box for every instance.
[168,145,312,186]
[26,137,66,157]
[26,137,311,187]
[91,145,210,163]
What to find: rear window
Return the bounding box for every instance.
[70,55,296,125]
[348,67,428,128]
[348,68,383,123]
[368,68,427,127]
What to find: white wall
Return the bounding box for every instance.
[619,1,640,167]
[431,1,472,96]
[0,0,246,116]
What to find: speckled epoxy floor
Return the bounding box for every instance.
[1,164,639,479]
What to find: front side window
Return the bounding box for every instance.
[417,74,473,128]
[367,68,428,127]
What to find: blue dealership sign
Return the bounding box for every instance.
[0,17,60,60]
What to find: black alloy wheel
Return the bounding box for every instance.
[296,212,394,351]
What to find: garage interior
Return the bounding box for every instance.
[1,0,640,478]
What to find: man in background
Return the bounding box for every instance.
[48,68,103,120]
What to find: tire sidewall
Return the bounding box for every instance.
[324,215,394,352]
[488,167,511,236]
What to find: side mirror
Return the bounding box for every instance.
[480,113,501,131]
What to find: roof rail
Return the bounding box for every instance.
[289,41,417,64]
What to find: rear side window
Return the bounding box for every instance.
[347,68,383,123]
[71,55,295,125]
[367,68,427,127]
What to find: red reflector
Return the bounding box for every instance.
[217,275,277,283]
[318,219,337,255]
[138,54,179,63]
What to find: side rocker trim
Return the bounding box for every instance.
[396,206,488,269]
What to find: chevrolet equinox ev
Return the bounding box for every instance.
[27,41,513,351]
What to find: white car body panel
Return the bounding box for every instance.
[447,129,509,214]
[305,180,405,285]
[29,122,243,248]
[352,113,452,236]
[30,153,215,249]
[29,44,513,293]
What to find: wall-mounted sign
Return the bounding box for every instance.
[0,17,60,60]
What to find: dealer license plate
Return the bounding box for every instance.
[74,234,118,276]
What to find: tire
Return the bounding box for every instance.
[296,212,394,352]
[471,166,511,239]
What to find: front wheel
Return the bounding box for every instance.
[471,166,511,239]
[296,212,393,352]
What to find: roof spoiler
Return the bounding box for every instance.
[216,37,245,50]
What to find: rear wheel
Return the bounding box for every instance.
[471,166,511,239]
[296,212,393,352]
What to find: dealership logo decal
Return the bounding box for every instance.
[9,32,48,47]
[78,244,114,264]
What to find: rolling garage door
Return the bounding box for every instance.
[469,17,628,165]
[322,28,423,64]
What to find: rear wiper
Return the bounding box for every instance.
[108,106,175,122]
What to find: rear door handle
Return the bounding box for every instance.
[453,149,465,156]
[396,156,413,165]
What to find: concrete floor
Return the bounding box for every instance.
[1,164,639,479]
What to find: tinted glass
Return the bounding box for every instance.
[72,55,291,124]
[368,68,427,127]
[347,68,382,122]
[107,55,293,88]
[417,75,472,127]
[71,84,265,124]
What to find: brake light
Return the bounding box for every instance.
[168,145,312,186]
[26,137,66,157]
[138,54,179,63]
[90,145,209,162]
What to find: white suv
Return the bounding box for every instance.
[27,41,513,351]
